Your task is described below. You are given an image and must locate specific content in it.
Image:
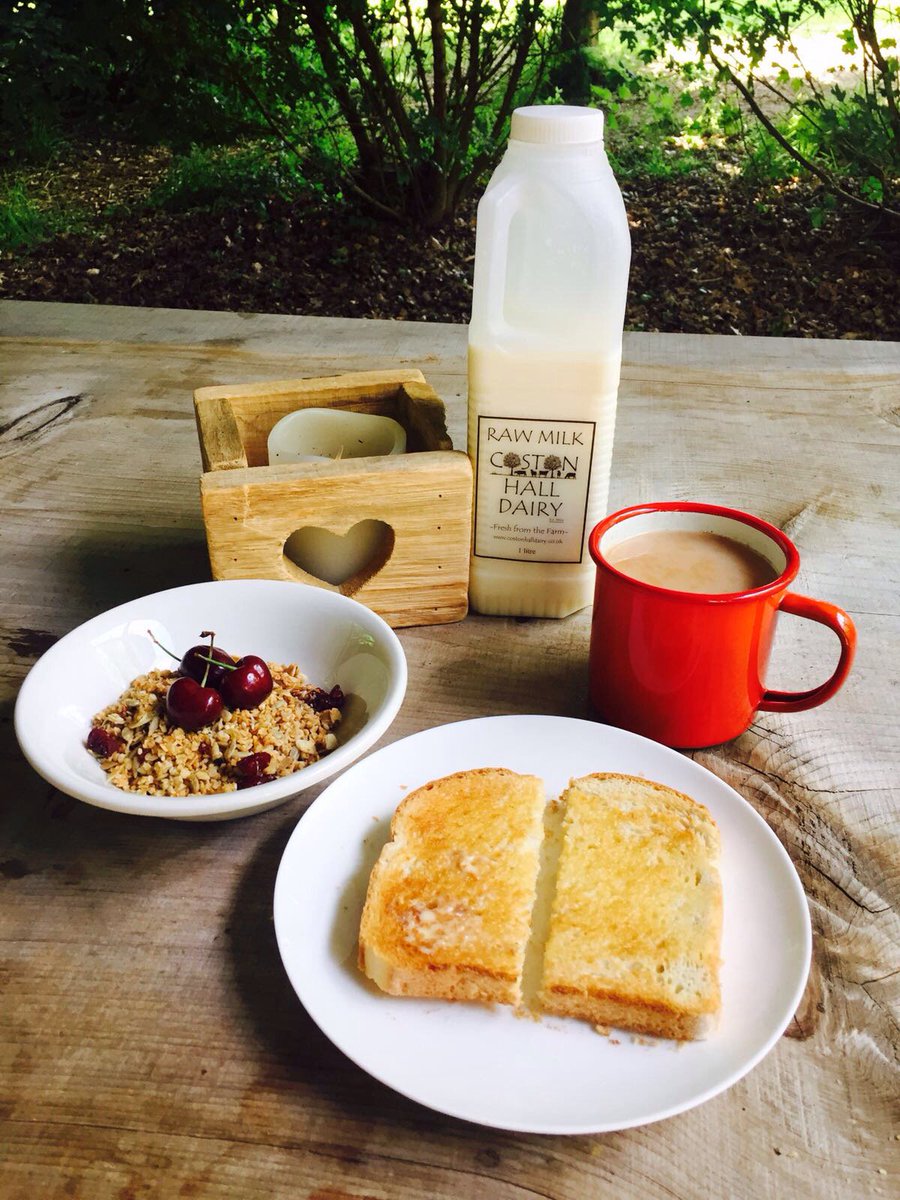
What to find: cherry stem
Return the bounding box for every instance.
[147,629,180,664]
[197,653,237,671]
[200,630,216,688]
[146,629,227,687]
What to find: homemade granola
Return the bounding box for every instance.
[87,663,343,796]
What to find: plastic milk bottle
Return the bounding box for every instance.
[467,105,631,617]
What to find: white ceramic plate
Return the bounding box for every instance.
[14,580,407,820]
[274,714,812,1134]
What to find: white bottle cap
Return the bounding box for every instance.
[510,105,604,146]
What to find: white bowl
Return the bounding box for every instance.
[14,580,408,820]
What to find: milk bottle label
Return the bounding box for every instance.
[473,416,596,563]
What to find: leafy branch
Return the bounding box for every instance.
[232,1,559,225]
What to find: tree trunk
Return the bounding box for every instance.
[552,0,600,105]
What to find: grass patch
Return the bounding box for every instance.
[5,119,67,168]
[0,140,332,255]
[0,183,50,250]
[607,139,711,180]
[582,34,725,180]
[147,144,312,213]
[0,181,89,252]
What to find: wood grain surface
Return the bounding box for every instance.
[194,369,469,625]
[1,301,898,1200]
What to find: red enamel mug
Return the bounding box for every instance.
[587,502,857,749]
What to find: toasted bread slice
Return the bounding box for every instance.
[538,773,722,1040]
[359,768,545,1005]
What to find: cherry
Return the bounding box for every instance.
[180,644,235,690]
[221,656,273,709]
[87,726,125,757]
[165,676,223,731]
[147,628,272,716]
[148,629,234,689]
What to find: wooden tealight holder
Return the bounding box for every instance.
[193,369,473,628]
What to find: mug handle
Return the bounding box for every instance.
[758,592,857,713]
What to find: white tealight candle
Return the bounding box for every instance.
[267,407,407,465]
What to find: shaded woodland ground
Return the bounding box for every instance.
[2,138,897,339]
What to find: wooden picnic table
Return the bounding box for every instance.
[1,300,898,1199]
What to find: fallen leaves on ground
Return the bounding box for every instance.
[1,143,898,340]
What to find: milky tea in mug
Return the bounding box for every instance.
[588,503,857,748]
[605,529,778,595]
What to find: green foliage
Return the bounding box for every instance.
[2,2,561,223]
[234,2,561,225]
[0,180,89,252]
[147,145,309,213]
[591,75,704,176]
[578,34,718,178]
[581,1,899,213]
[1,1,897,224]
[0,3,81,163]
[0,183,52,251]
[0,0,253,162]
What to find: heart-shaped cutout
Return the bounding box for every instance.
[283,520,395,594]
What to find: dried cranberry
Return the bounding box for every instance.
[86,727,124,758]
[236,772,267,790]
[237,752,271,777]
[307,685,345,713]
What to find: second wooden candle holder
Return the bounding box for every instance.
[193,369,472,628]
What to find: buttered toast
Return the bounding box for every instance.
[538,773,722,1040]
[358,768,545,1005]
[358,769,723,1040]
